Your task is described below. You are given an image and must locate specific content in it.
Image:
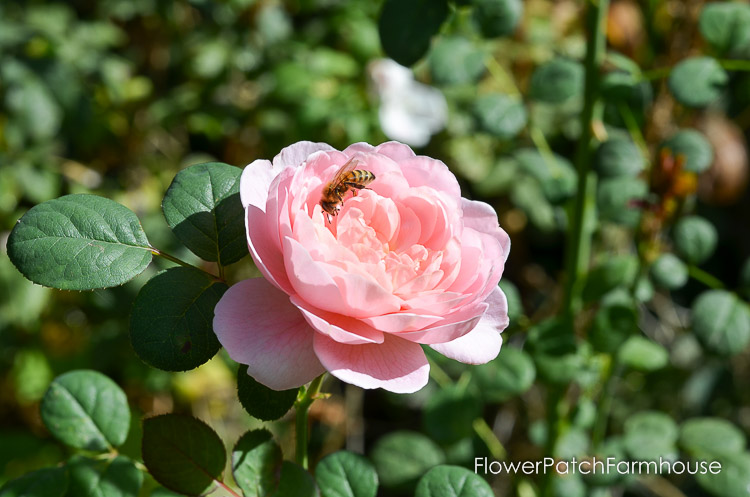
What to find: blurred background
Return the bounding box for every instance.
[1,0,750,495]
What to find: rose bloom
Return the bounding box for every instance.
[213,141,510,393]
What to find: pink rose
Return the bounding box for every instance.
[213,141,510,393]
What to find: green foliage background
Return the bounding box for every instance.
[2,0,750,496]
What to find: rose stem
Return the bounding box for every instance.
[561,0,610,318]
[545,0,610,496]
[295,373,326,470]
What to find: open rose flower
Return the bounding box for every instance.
[213,141,510,393]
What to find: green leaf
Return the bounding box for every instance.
[415,466,493,497]
[582,255,638,303]
[673,216,718,265]
[474,347,535,403]
[472,0,523,38]
[590,301,638,354]
[40,370,130,451]
[270,462,319,497]
[498,280,523,321]
[150,489,184,497]
[162,163,247,265]
[66,455,143,497]
[237,365,297,421]
[428,36,486,86]
[601,70,652,128]
[423,385,483,444]
[527,319,584,385]
[549,473,585,497]
[583,437,627,487]
[370,431,444,490]
[232,429,283,497]
[141,414,226,495]
[597,176,647,227]
[130,267,227,372]
[315,451,378,497]
[510,179,557,231]
[668,57,728,108]
[554,428,590,460]
[473,94,527,139]
[7,195,152,290]
[699,2,750,56]
[0,467,68,497]
[378,0,449,66]
[623,411,679,461]
[661,129,714,174]
[650,253,688,290]
[514,148,576,203]
[695,452,750,497]
[529,58,584,104]
[692,290,750,356]
[680,418,746,458]
[6,76,62,141]
[617,336,669,372]
[594,137,644,178]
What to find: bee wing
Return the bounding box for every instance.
[328,157,360,189]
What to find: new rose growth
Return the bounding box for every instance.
[214,141,510,393]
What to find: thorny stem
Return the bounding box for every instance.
[150,247,222,281]
[295,374,326,470]
[562,0,610,318]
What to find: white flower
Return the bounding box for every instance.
[368,59,447,147]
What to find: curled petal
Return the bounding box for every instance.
[290,296,385,345]
[429,286,508,364]
[213,278,325,390]
[273,141,335,169]
[374,141,417,161]
[313,333,430,393]
[461,198,511,264]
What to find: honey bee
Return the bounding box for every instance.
[320,158,376,223]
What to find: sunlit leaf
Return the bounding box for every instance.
[7,195,152,290]
[40,370,130,451]
[316,451,378,497]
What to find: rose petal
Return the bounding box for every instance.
[213,278,325,390]
[461,198,511,264]
[374,141,417,161]
[284,236,401,317]
[290,296,385,345]
[240,159,274,210]
[396,301,488,344]
[399,156,461,202]
[273,141,335,169]
[313,333,430,393]
[429,286,508,364]
[361,312,442,333]
[247,205,294,294]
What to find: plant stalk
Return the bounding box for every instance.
[295,374,326,469]
[562,0,610,317]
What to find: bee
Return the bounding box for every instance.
[320,158,376,223]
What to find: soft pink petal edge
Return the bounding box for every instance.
[213,277,325,390]
[461,198,511,264]
[273,141,336,169]
[429,286,509,364]
[313,333,430,393]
